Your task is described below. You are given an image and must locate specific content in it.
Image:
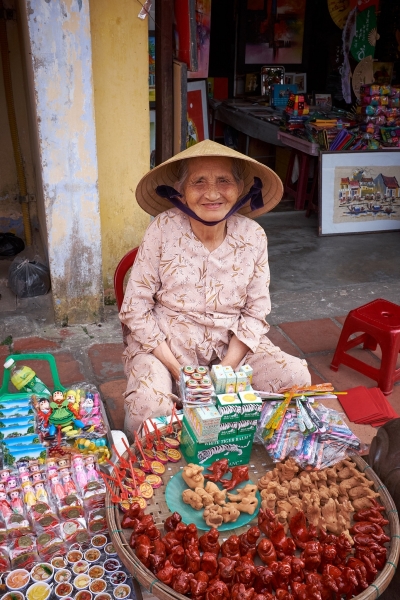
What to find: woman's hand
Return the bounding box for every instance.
[220,334,250,371]
[152,341,182,382]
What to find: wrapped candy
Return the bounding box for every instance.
[9,534,39,569]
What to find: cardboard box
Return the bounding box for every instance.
[218,421,238,439]
[236,419,257,435]
[240,364,253,387]
[216,393,242,422]
[184,405,220,442]
[181,417,254,466]
[235,372,247,393]
[224,372,236,394]
[211,365,226,395]
[238,391,263,419]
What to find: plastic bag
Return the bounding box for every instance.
[8,256,50,298]
[0,232,25,257]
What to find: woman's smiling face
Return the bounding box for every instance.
[179,156,244,222]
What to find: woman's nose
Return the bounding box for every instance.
[204,183,221,199]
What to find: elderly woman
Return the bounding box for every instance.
[120,140,310,434]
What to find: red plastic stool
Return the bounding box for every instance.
[330,298,400,395]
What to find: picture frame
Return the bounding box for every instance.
[243,0,306,65]
[284,72,294,85]
[293,73,307,93]
[173,60,188,154]
[187,80,209,146]
[313,92,332,110]
[319,150,400,236]
[148,33,155,104]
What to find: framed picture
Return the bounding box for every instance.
[284,72,294,85]
[173,60,188,154]
[150,109,156,169]
[319,151,400,236]
[148,34,155,103]
[174,0,198,71]
[314,93,332,109]
[293,73,306,93]
[187,80,209,147]
[244,0,306,65]
[187,0,212,79]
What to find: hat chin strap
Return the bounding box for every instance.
[156,177,263,226]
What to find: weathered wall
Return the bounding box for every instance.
[89,0,150,293]
[18,0,103,324]
[0,0,36,236]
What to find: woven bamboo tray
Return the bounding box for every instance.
[106,428,400,600]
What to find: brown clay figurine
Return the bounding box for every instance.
[182,464,205,489]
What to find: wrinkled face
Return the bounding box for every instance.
[179,157,244,223]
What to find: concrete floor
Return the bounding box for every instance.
[256,211,400,324]
[0,212,399,334]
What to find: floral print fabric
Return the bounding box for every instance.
[120,209,310,434]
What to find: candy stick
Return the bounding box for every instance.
[112,444,130,469]
[129,459,140,497]
[142,420,154,450]
[134,431,151,471]
[171,403,182,430]
[113,463,128,500]
[121,437,137,464]
[101,472,120,503]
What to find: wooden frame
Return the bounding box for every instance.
[187,80,209,146]
[319,150,400,236]
[173,60,188,154]
[293,73,307,93]
[313,92,332,109]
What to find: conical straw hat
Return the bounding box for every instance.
[136,140,283,218]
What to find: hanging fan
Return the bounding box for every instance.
[352,55,374,99]
[327,0,351,29]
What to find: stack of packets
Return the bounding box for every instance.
[358,83,400,148]
[255,385,363,470]
[180,364,261,467]
[180,366,214,405]
[337,386,399,427]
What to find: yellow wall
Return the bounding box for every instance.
[0,6,36,237]
[89,0,151,293]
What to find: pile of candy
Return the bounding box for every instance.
[256,390,363,469]
[0,455,106,570]
[0,537,136,600]
[102,416,182,511]
[359,83,400,147]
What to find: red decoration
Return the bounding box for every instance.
[200,528,220,556]
[221,466,250,491]
[239,527,261,559]
[204,459,230,483]
[257,539,277,566]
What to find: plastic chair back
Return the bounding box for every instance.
[114,247,139,312]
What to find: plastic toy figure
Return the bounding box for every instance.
[34,482,48,503]
[50,475,65,501]
[0,469,10,482]
[85,463,100,484]
[21,482,36,509]
[79,392,101,427]
[0,492,12,519]
[62,474,77,495]
[73,457,88,488]
[9,489,24,514]
[6,476,17,492]
[37,397,52,435]
[32,472,44,484]
[48,389,85,436]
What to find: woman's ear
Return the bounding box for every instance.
[237,179,245,196]
[174,180,187,203]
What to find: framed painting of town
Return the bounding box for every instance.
[319,150,400,236]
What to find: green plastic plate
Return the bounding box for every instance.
[165,471,260,531]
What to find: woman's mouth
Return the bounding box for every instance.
[203,202,223,209]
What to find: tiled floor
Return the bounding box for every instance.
[2,315,399,437]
